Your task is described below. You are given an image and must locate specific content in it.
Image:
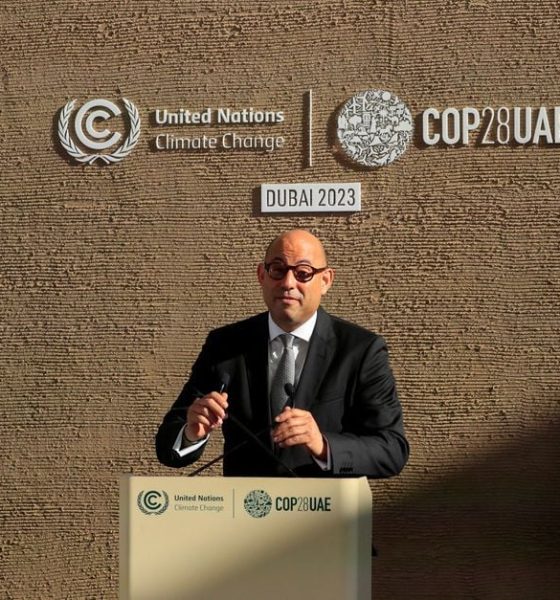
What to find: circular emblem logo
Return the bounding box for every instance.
[337,89,413,167]
[243,490,272,518]
[137,490,169,516]
[57,97,141,165]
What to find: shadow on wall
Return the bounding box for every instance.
[372,420,560,600]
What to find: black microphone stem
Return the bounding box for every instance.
[187,382,298,477]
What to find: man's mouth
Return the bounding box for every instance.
[277,296,299,303]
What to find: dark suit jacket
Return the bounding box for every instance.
[156,308,409,477]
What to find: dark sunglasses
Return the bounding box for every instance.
[264,262,328,283]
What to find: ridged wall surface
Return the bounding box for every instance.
[1,1,559,598]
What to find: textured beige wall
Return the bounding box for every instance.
[1,1,559,598]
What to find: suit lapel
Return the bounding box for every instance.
[293,309,336,411]
[243,312,270,428]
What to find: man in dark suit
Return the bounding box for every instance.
[156,229,409,477]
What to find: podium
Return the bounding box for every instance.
[120,475,372,600]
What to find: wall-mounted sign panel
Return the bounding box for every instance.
[261,183,361,213]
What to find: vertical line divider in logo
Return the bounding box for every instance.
[308,89,313,168]
[232,489,235,519]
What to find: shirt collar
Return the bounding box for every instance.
[268,311,317,343]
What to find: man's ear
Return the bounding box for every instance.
[320,268,334,295]
[257,262,265,285]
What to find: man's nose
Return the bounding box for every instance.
[279,268,297,288]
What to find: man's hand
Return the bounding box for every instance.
[272,408,327,461]
[184,392,228,442]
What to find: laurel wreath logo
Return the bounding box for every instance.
[58,98,141,165]
[137,490,169,516]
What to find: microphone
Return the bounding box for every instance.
[218,371,230,394]
[188,370,298,477]
[284,383,295,408]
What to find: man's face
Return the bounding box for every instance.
[257,231,334,331]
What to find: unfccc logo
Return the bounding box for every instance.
[57,98,141,165]
[137,490,169,516]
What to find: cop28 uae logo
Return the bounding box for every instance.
[243,490,272,518]
[137,490,169,515]
[337,89,413,168]
[58,98,141,165]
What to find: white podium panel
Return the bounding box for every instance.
[120,476,372,600]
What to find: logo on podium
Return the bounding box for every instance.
[243,490,272,518]
[137,490,169,515]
